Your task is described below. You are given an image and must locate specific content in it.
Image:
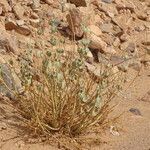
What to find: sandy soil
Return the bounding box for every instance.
[101,67,150,150]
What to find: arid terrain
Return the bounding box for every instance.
[0,0,150,149]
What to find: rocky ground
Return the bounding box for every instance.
[0,0,150,149]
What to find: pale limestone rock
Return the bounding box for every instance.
[13,3,25,19]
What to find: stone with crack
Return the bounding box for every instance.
[0,63,23,99]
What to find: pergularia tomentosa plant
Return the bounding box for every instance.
[16,46,124,136]
[16,16,124,136]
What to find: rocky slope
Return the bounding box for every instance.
[0,0,150,97]
[0,0,150,149]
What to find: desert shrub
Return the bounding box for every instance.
[14,48,124,137]
[0,15,124,137]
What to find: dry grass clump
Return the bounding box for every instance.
[14,49,124,137]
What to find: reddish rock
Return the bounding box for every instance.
[5,18,17,30]
[100,23,113,33]
[129,61,141,71]
[66,8,84,38]
[68,0,87,7]
[30,12,39,19]
[85,32,116,54]
[85,62,101,78]
[79,7,95,26]
[16,25,31,36]
[120,41,137,56]
[87,25,102,36]
[87,33,106,49]
[0,29,18,53]
[42,0,54,5]
[5,19,31,36]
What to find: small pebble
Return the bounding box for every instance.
[102,0,113,3]
[0,122,7,131]
[129,108,142,116]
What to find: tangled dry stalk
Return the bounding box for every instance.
[6,48,124,137]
